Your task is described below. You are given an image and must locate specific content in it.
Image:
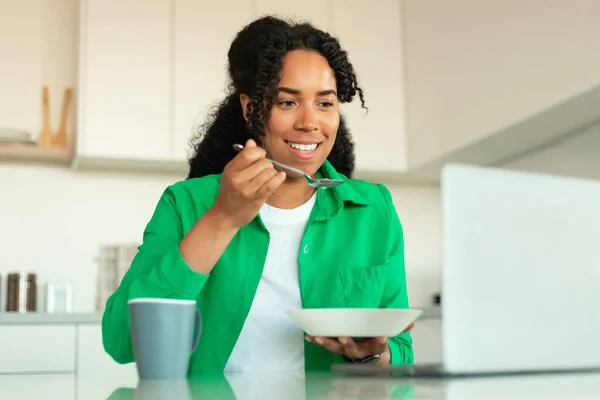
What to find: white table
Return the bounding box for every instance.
[0,370,599,399]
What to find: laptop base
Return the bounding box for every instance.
[331,363,600,379]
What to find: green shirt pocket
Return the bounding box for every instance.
[338,264,387,308]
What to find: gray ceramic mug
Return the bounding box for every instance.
[128,298,201,380]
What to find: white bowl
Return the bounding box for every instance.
[285,308,423,338]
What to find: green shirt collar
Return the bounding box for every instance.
[312,160,369,221]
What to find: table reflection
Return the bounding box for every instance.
[105,371,416,400]
[104,370,600,400]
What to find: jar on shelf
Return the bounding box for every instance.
[6,272,37,313]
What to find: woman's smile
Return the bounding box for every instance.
[284,140,322,161]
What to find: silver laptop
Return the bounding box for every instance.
[334,163,600,377]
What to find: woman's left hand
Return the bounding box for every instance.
[306,322,415,365]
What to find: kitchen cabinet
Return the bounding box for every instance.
[77,0,172,161]
[74,0,408,176]
[172,1,254,163]
[256,0,331,31]
[76,324,137,378]
[172,1,331,164]
[411,318,443,364]
[0,0,77,166]
[331,0,408,174]
[0,325,76,374]
[0,375,76,400]
[0,317,137,377]
[0,0,43,140]
[7,0,600,183]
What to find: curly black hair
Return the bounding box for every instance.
[187,15,366,179]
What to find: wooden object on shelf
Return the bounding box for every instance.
[0,86,74,165]
[38,86,53,147]
[52,89,72,148]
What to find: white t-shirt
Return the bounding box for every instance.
[224,192,316,374]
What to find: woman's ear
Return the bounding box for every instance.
[239,94,251,121]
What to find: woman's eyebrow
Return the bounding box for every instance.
[277,87,337,96]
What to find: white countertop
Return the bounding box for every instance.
[0,307,442,325]
[0,371,598,399]
[0,312,102,324]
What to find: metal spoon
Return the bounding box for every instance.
[232,143,346,189]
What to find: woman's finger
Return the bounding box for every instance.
[306,336,345,354]
[307,335,390,360]
[337,337,362,359]
[341,336,389,359]
[233,157,274,189]
[226,139,265,173]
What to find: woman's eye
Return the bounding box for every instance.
[279,100,296,107]
[319,101,334,108]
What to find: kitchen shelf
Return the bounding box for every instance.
[0,312,102,325]
[0,144,74,166]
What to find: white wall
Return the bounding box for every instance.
[404,0,600,168]
[387,184,441,307]
[502,124,600,181]
[0,165,181,312]
[0,165,442,313]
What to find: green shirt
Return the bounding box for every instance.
[101,160,414,373]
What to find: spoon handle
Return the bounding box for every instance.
[267,159,307,179]
[232,144,307,179]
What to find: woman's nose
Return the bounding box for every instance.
[294,107,318,132]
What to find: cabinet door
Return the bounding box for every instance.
[332,0,408,174]
[0,325,76,373]
[411,318,443,364]
[256,0,331,31]
[0,0,43,139]
[0,375,75,400]
[172,1,254,162]
[78,0,171,160]
[76,324,137,378]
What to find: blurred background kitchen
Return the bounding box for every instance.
[0,0,599,378]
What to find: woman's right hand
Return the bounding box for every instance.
[209,139,286,229]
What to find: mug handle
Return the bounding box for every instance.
[191,308,202,353]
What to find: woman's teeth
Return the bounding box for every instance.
[286,141,318,151]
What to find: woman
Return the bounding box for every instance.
[102,15,414,374]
